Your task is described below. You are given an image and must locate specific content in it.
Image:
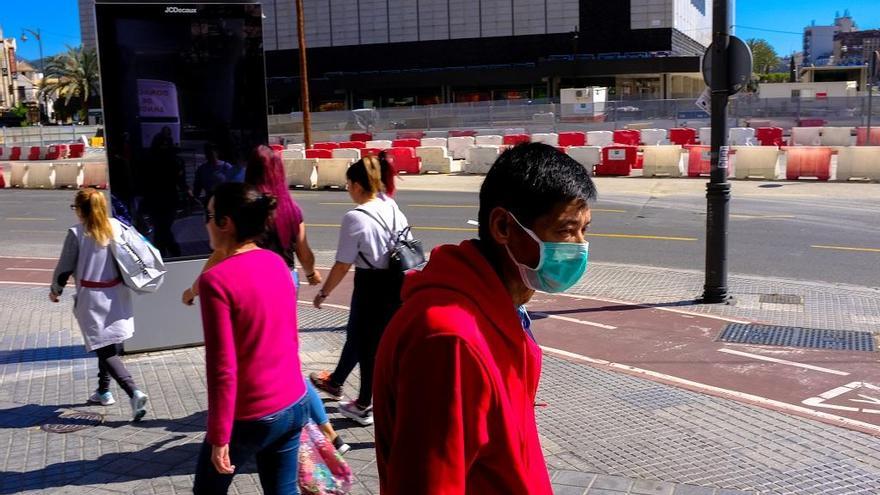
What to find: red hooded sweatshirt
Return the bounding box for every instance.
[373,240,552,495]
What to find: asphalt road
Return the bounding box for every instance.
[1,185,878,287]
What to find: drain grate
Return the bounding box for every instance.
[717,323,875,352]
[41,410,104,434]
[758,293,803,305]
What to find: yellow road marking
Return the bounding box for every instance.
[309,223,694,240]
[730,214,796,220]
[6,217,55,221]
[811,245,880,254]
[319,202,626,213]
[318,202,354,206]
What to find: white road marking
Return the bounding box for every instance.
[802,382,880,415]
[530,312,617,330]
[717,348,850,376]
[0,281,46,286]
[540,346,880,434]
[4,267,53,272]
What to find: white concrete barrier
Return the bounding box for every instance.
[447,136,476,160]
[475,135,503,146]
[420,137,447,148]
[791,127,821,146]
[820,127,854,147]
[586,131,614,147]
[464,146,501,174]
[286,143,305,151]
[282,149,305,160]
[729,127,757,146]
[82,162,109,188]
[25,162,54,188]
[531,133,559,147]
[366,140,392,149]
[641,145,685,177]
[10,162,27,187]
[283,158,316,188]
[836,147,880,181]
[331,148,361,161]
[565,146,601,174]
[315,158,352,189]
[698,127,711,145]
[53,162,82,188]
[732,146,781,179]
[640,128,668,145]
[416,146,458,173]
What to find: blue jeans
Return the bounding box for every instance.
[305,380,329,426]
[193,396,309,495]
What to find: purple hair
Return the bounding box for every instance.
[245,145,302,250]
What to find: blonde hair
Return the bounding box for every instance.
[74,188,113,246]
[363,155,384,194]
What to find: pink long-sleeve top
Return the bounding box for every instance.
[198,249,305,446]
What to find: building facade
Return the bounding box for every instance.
[0,31,18,110]
[803,13,856,67]
[80,0,714,112]
[834,29,880,67]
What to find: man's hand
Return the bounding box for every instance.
[313,290,327,309]
[306,271,322,286]
[49,291,59,303]
[211,444,235,474]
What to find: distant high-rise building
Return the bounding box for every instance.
[835,29,880,66]
[803,12,857,66]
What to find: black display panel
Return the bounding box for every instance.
[96,2,267,260]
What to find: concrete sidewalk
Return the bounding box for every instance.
[2,279,880,494]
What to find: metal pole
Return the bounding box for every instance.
[702,0,732,304]
[295,0,312,148]
[867,52,877,145]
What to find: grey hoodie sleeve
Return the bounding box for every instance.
[51,230,79,295]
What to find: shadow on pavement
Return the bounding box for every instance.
[0,403,86,428]
[530,300,700,318]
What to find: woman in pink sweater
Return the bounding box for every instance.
[193,182,308,494]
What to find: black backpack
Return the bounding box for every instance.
[354,207,426,272]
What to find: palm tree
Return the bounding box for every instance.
[39,46,100,122]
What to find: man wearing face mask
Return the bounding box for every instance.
[373,143,596,494]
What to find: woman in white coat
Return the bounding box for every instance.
[50,188,148,421]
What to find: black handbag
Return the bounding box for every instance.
[355,207,426,272]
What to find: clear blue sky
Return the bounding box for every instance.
[1,1,879,61]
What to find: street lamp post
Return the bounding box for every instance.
[294,0,312,148]
[20,28,46,123]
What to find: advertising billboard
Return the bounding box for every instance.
[96,1,268,260]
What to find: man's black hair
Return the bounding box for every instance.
[478,142,597,240]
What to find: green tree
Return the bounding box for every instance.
[39,46,100,121]
[746,38,780,75]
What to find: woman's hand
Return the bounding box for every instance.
[306,271,322,286]
[211,444,235,474]
[313,290,328,309]
[182,288,196,306]
[49,291,59,303]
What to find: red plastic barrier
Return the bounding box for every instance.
[0,172,5,188]
[785,147,832,181]
[391,139,420,148]
[449,130,477,137]
[502,134,530,146]
[613,129,640,146]
[798,118,825,127]
[669,128,697,146]
[68,143,85,158]
[46,144,69,160]
[596,146,636,176]
[338,141,366,149]
[756,127,784,147]
[361,147,382,157]
[8,147,21,161]
[686,145,712,177]
[856,127,880,146]
[27,146,43,161]
[397,131,425,140]
[558,132,586,147]
[385,147,421,174]
[313,142,339,150]
[305,149,333,159]
[350,132,372,142]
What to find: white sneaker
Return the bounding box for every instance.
[88,390,116,406]
[130,390,148,421]
[338,400,373,426]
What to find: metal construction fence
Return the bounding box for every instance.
[268,95,880,141]
[0,125,101,147]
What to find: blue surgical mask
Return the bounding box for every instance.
[504,213,589,293]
